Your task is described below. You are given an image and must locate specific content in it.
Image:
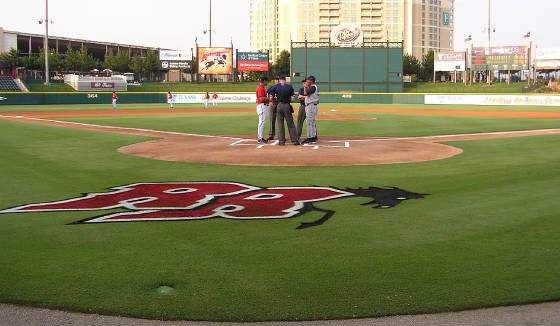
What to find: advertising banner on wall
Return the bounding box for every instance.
[159,50,192,71]
[425,94,560,107]
[237,52,269,71]
[330,24,363,47]
[471,46,529,71]
[434,51,466,71]
[171,93,256,104]
[197,47,233,74]
[535,48,560,70]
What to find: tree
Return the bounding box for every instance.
[104,49,116,70]
[270,50,290,77]
[112,51,131,72]
[38,48,64,72]
[403,54,421,78]
[420,50,435,81]
[144,49,159,79]
[64,46,81,71]
[0,48,21,69]
[130,54,145,78]
[21,55,40,70]
[77,47,97,72]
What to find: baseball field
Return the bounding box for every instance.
[0,101,559,322]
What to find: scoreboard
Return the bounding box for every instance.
[471,46,529,71]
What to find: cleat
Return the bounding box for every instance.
[278,141,285,146]
[302,138,311,144]
[266,136,274,141]
[292,141,300,146]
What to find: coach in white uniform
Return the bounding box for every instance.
[302,76,319,144]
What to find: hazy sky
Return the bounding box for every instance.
[0,0,558,52]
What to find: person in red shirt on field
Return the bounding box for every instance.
[211,92,218,107]
[256,77,270,143]
[203,92,210,109]
[167,91,173,109]
[112,92,118,109]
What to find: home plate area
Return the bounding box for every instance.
[118,135,462,167]
[229,138,350,150]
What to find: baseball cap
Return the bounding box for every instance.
[301,79,307,83]
[306,75,316,82]
[279,76,286,80]
[274,75,281,80]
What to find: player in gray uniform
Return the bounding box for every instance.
[296,79,307,141]
[301,76,319,144]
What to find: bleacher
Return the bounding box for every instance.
[0,76,21,92]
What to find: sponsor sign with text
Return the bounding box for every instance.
[535,48,560,70]
[425,94,560,107]
[237,52,269,71]
[172,93,256,104]
[330,24,363,47]
[90,82,115,89]
[434,51,466,71]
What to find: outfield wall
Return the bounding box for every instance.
[0,92,559,106]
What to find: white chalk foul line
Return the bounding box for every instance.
[0,115,245,141]
[346,129,560,142]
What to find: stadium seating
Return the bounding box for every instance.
[0,76,21,92]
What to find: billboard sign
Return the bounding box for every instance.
[197,47,233,74]
[331,24,363,47]
[471,46,529,71]
[238,52,269,71]
[434,51,466,71]
[159,50,192,61]
[535,48,560,70]
[160,60,192,71]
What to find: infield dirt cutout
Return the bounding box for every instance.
[2,110,559,166]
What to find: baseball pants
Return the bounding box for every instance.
[296,104,306,139]
[305,104,318,138]
[112,99,117,109]
[256,103,268,140]
[276,102,298,143]
[268,102,278,138]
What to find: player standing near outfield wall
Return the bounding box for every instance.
[212,93,218,107]
[266,76,280,141]
[167,91,173,109]
[271,76,299,146]
[301,76,319,144]
[203,92,210,109]
[112,92,118,109]
[255,77,270,143]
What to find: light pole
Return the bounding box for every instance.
[209,0,212,47]
[39,0,52,85]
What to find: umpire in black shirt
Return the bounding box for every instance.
[272,76,300,146]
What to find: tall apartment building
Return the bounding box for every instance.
[249,0,454,61]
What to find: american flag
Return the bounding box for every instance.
[522,32,531,39]
[464,35,472,42]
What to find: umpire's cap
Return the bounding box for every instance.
[274,75,281,80]
[306,75,316,82]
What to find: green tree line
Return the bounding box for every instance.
[403,50,435,82]
[0,46,159,76]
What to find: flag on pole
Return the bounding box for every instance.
[464,35,472,42]
[522,32,531,39]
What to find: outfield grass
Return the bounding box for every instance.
[1,103,560,113]
[0,110,559,321]
[58,112,560,138]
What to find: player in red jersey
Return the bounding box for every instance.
[167,91,173,109]
[212,93,218,107]
[256,77,270,143]
[112,92,118,109]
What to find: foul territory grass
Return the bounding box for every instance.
[0,114,559,321]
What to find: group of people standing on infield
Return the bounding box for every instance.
[256,75,319,146]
